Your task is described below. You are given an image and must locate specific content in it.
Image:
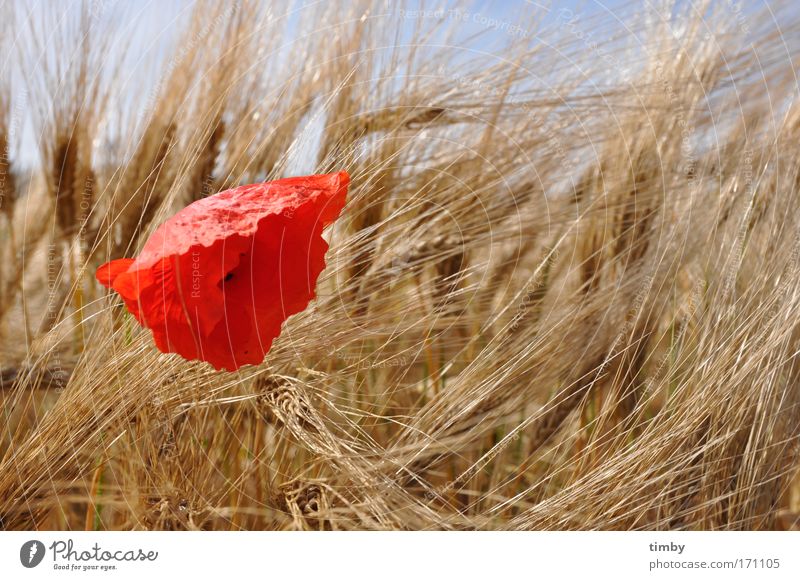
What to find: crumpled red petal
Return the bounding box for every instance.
[95,258,134,287]
[97,171,349,371]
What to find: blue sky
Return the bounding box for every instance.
[2,0,782,170]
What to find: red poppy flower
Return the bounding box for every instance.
[96,171,349,371]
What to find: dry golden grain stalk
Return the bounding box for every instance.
[0,0,799,531]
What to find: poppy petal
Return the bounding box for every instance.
[95,258,135,288]
[98,171,350,371]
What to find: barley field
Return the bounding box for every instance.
[1,0,800,531]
